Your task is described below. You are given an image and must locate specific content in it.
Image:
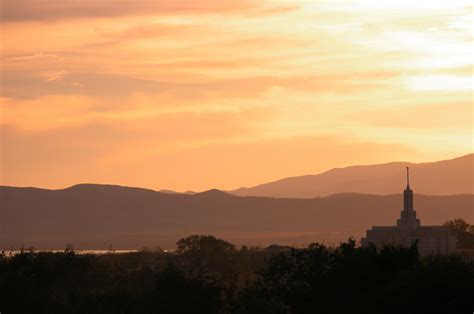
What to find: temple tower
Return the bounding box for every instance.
[397,167,420,228]
[361,167,456,254]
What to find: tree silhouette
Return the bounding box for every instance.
[0,236,473,314]
[176,235,236,277]
[444,218,474,249]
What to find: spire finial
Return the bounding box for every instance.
[406,166,410,187]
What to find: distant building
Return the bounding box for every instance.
[361,167,456,255]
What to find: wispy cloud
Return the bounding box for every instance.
[5,53,59,61]
[0,0,263,22]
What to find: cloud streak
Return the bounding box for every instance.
[1,0,263,22]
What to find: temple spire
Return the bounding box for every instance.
[403,167,413,211]
[400,166,418,227]
[406,166,410,187]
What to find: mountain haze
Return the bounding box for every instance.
[1,184,472,250]
[230,154,474,198]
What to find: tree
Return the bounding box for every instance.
[176,235,236,277]
[444,219,470,238]
[444,218,474,249]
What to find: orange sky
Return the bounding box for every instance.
[0,0,472,191]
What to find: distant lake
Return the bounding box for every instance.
[2,250,138,256]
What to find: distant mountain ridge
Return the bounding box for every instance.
[159,189,196,195]
[2,154,472,249]
[1,184,472,250]
[229,154,474,198]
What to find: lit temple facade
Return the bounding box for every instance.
[361,168,456,255]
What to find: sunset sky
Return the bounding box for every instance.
[1,0,472,191]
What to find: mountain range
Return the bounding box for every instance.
[1,154,472,249]
[229,154,474,198]
[1,187,472,250]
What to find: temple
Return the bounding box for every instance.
[361,167,456,255]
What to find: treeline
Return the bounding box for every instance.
[1,235,473,314]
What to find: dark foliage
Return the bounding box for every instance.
[444,218,474,249]
[238,240,474,314]
[0,235,473,314]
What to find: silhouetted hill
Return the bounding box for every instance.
[230,154,474,198]
[159,189,196,195]
[159,189,180,194]
[1,184,472,249]
[195,189,236,198]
